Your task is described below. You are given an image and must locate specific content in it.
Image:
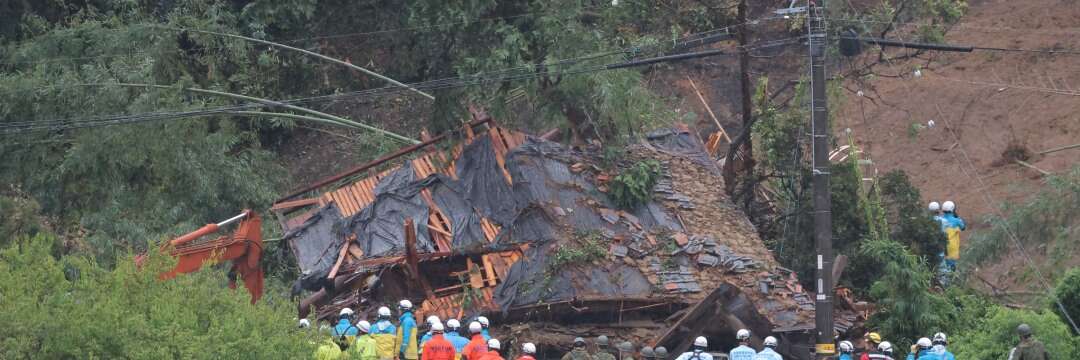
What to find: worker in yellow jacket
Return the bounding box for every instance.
[316,338,345,360]
[395,300,420,360]
[372,306,398,360]
[351,320,380,360]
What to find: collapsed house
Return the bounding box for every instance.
[271,111,862,360]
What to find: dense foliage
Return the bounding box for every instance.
[950,307,1079,359]
[0,235,316,359]
[1054,267,1080,334]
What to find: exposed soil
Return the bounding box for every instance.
[829,0,1080,296]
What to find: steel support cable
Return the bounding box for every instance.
[3,37,800,133]
[827,17,1080,37]
[839,0,1080,334]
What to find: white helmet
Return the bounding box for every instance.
[378,306,392,317]
[736,329,751,340]
[694,336,708,347]
[763,336,778,347]
[427,315,441,325]
[487,338,501,350]
[917,337,932,348]
[431,321,445,333]
[522,342,537,354]
[942,201,956,212]
[469,321,483,334]
[340,308,354,317]
[447,319,461,329]
[933,332,947,344]
[928,201,941,211]
[357,320,372,333]
[839,340,853,353]
[477,316,490,328]
[298,319,311,329]
[878,341,893,354]
[399,299,413,309]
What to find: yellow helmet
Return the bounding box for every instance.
[865,332,882,344]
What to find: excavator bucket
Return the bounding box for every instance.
[160,211,265,304]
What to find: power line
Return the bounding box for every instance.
[2,38,800,134]
[827,17,1080,37]
[1,13,787,67]
[840,0,1080,334]
[934,75,1080,97]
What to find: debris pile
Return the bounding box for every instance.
[272,114,861,360]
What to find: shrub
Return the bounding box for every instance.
[0,234,317,359]
[1053,267,1080,334]
[951,307,1078,359]
[608,160,661,209]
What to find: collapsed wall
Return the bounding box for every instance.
[273,119,859,360]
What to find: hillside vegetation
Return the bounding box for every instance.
[1,0,1078,358]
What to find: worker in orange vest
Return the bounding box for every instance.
[517,343,538,360]
[478,339,506,360]
[422,321,456,360]
[462,321,489,360]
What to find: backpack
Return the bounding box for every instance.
[335,324,358,351]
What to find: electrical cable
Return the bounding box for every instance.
[1,13,787,67]
[839,0,1080,333]
[1,38,800,134]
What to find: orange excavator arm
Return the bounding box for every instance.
[158,210,265,304]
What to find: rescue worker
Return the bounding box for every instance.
[463,321,489,360]
[352,320,380,360]
[927,201,941,217]
[859,332,882,360]
[594,335,616,360]
[422,321,456,360]
[316,337,345,360]
[299,318,312,329]
[420,316,443,354]
[654,347,669,360]
[1009,323,1049,360]
[397,300,420,360]
[753,336,782,360]
[519,343,538,360]
[838,340,855,360]
[674,336,712,360]
[562,337,594,360]
[616,341,635,360]
[479,339,506,360]
[333,308,359,350]
[728,329,755,360]
[477,316,492,340]
[641,346,656,360]
[445,319,471,354]
[931,333,954,360]
[905,338,938,360]
[940,201,966,272]
[870,342,894,360]
[372,306,398,360]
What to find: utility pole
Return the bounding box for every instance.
[807,0,835,358]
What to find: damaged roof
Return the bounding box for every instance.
[274,118,830,334]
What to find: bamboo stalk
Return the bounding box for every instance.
[76,82,419,144]
[1038,143,1080,155]
[166,27,434,100]
[686,76,731,142]
[1015,159,1051,176]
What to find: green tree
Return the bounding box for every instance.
[0,234,317,359]
[878,170,946,262]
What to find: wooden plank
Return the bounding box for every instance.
[348,244,364,260]
[271,197,319,211]
[466,259,484,289]
[328,192,345,216]
[339,189,357,216]
[687,76,732,143]
[327,241,351,278]
[482,255,498,287]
